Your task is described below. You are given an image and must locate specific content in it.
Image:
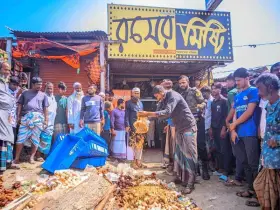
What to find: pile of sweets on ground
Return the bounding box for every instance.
[114,174,201,210]
[31,170,89,194]
[0,176,25,208]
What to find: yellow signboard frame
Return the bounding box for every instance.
[108,4,233,62]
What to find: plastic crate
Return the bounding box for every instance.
[50,134,66,153]
[76,128,108,147]
[71,156,106,169]
[76,128,109,157]
[42,135,87,173]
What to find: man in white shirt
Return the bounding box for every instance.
[259,98,268,140]
[201,86,214,170]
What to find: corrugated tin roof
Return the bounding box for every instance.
[9,28,108,41]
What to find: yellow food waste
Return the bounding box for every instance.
[133,117,149,134]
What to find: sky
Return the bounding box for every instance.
[0,0,279,78]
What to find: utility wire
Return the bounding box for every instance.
[213,64,273,75]
[233,41,280,48]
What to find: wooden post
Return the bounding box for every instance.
[100,42,105,93]
[5,38,12,66]
[107,63,110,91]
[208,68,211,86]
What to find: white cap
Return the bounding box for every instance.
[99,92,105,97]
[73,82,81,88]
[132,87,140,93]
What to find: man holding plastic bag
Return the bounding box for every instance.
[38,82,57,158]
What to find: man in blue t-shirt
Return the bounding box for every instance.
[229,68,260,203]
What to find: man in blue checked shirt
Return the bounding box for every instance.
[253,73,280,209]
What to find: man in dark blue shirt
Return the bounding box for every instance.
[229,68,260,203]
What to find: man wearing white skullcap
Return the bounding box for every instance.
[67,82,84,134]
[98,92,105,102]
[125,87,146,168]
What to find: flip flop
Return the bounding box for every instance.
[245,198,260,207]
[11,161,20,169]
[224,179,243,187]
[130,162,139,169]
[139,163,147,169]
[29,158,35,164]
[182,186,194,194]
[236,191,254,198]
[36,157,45,162]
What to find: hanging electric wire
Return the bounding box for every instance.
[233,41,280,48]
[213,64,274,75]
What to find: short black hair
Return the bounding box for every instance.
[201,86,211,93]
[117,98,124,106]
[178,75,189,81]
[109,91,114,96]
[58,81,67,90]
[89,84,97,89]
[233,68,249,78]
[9,76,20,85]
[271,62,280,73]
[226,73,235,81]
[212,83,222,90]
[153,85,165,94]
[19,72,28,80]
[255,73,280,91]
[31,77,42,84]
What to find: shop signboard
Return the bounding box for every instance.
[108,4,233,62]
[205,0,223,11]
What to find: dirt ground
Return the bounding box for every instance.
[2,149,257,210]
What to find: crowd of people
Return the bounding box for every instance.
[0,60,280,209]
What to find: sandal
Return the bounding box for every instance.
[174,178,182,184]
[29,158,35,164]
[182,186,194,194]
[245,198,260,207]
[36,157,45,162]
[11,161,20,169]
[138,163,147,169]
[236,191,254,198]
[224,179,243,187]
[131,162,139,169]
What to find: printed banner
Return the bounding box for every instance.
[108,4,233,62]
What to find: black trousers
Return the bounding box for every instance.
[197,117,208,161]
[12,127,18,158]
[101,130,111,148]
[212,128,234,174]
[234,136,260,191]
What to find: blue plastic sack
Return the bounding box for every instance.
[38,131,52,155]
[42,135,87,173]
[71,156,106,169]
[76,128,109,157]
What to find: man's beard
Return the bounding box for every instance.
[75,91,83,100]
[0,74,9,83]
[131,96,139,102]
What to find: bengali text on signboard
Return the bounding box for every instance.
[108,4,233,62]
